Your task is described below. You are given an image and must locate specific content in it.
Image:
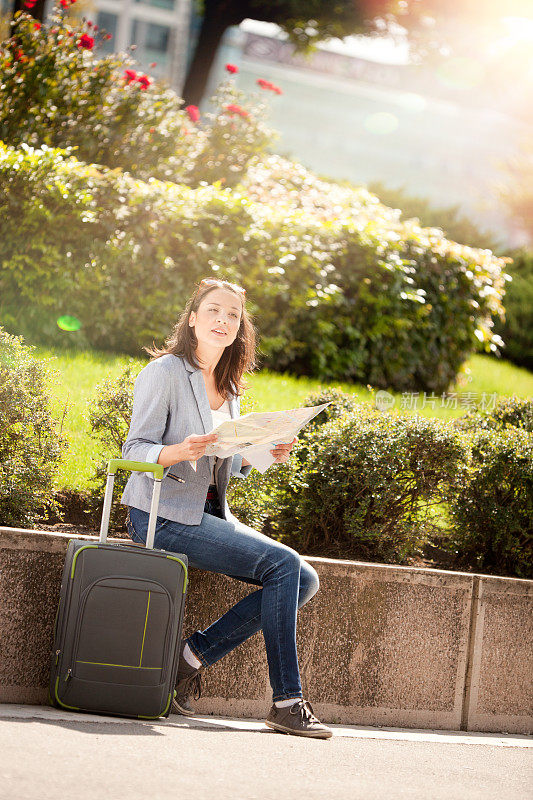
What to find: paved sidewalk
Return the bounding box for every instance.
[1,705,531,800]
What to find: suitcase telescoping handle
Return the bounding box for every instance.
[99,458,164,550]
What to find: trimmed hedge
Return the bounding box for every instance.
[0,143,511,394]
[258,406,470,564]
[32,365,530,578]
[454,395,533,433]
[0,327,66,525]
[492,248,533,371]
[446,426,532,579]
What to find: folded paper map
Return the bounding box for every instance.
[189,402,331,474]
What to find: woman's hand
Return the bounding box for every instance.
[158,433,218,467]
[270,436,297,464]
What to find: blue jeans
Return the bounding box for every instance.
[126,493,319,702]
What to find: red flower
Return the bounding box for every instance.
[137,74,151,90]
[226,103,248,118]
[256,78,282,94]
[77,33,94,49]
[59,0,69,7]
[67,31,74,36]
[225,63,238,74]
[185,104,200,122]
[87,21,93,27]
[104,33,112,40]
[23,0,37,7]
[150,62,157,68]
[93,24,98,31]
[149,127,156,133]
[124,69,137,84]
[33,22,41,29]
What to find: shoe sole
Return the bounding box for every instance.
[265,720,332,739]
[171,700,196,717]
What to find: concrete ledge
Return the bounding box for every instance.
[1,527,531,734]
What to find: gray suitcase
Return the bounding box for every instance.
[48,458,188,719]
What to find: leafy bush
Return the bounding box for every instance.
[0,143,511,394]
[366,179,502,252]
[0,142,253,352]
[0,327,66,525]
[446,426,533,579]
[454,395,533,433]
[446,394,533,578]
[86,364,137,533]
[83,373,531,577]
[266,405,470,563]
[0,6,272,187]
[492,248,533,371]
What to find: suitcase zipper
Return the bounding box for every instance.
[55,649,61,665]
[64,668,72,682]
[70,576,173,680]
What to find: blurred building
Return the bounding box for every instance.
[1,1,529,249]
[207,21,531,250]
[0,0,194,89]
[91,0,192,89]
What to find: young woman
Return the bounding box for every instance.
[121,277,332,739]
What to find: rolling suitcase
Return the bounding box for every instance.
[48,458,188,720]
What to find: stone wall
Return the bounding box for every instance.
[1,527,531,734]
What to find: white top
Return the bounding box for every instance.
[210,399,231,484]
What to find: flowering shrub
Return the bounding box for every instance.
[0,4,195,180]
[185,80,275,188]
[0,3,271,185]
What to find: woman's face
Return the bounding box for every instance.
[188,288,242,351]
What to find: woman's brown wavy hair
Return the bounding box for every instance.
[144,278,258,399]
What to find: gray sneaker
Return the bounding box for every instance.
[265,699,332,739]
[171,641,203,717]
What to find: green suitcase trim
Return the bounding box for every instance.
[138,691,173,720]
[75,661,161,669]
[139,591,151,666]
[71,545,99,579]
[54,676,80,711]
[53,600,60,643]
[108,458,164,479]
[165,556,188,592]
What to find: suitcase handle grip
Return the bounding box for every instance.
[108,458,164,480]
[100,459,163,549]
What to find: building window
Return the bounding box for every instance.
[96,11,118,55]
[134,0,174,10]
[130,19,171,68]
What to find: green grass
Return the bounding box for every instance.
[35,346,533,492]
[35,347,140,491]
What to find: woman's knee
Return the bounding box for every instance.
[298,560,320,605]
[260,541,301,581]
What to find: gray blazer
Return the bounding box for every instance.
[120,353,253,525]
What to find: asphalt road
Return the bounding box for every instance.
[0,706,531,800]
